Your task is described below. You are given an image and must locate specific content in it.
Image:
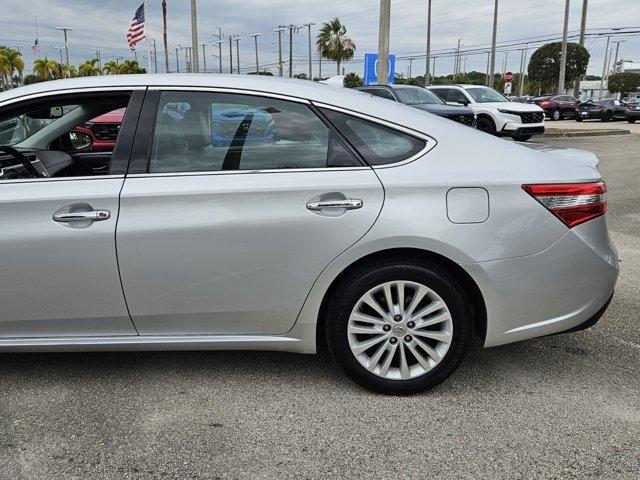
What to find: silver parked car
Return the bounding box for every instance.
[0,75,618,394]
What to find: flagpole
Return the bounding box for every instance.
[34,16,40,58]
[144,0,151,73]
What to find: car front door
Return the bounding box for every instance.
[0,90,143,338]
[116,89,384,336]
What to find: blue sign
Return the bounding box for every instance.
[364,53,396,85]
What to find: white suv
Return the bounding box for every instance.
[427,84,545,141]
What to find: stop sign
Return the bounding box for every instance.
[504,71,513,82]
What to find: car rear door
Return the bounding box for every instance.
[116,89,384,336]
[0,89,143,338]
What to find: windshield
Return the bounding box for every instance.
[394,87,444,105]
[0,105,78,146]
[465,87,508,103]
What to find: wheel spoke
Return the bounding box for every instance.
[351,333,390,355]
[382,283,396,315]
[406,341,432,372]
[361,293,392,321]
[397,282,405,314]
[399,344,410,379]
[413,336,442,362]
[379,342,398,377]
[412,310,450,328]
[367,340,389,372]
[348,324,383,335]
[412,329,452,344]
[350,312,388,327]
[404,285,430,318]
[409,300,444,322]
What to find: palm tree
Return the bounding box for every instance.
[78,58,101,76]
[33,56,58,80]
[102,60,119,75]
[0,46,25,88]
[316,18,356,75]
[117,60,145,74]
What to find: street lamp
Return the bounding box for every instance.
[56,27,74,68]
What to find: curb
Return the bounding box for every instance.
[542,129,631,138]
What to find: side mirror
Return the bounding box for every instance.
[68,131,92,151]
[457,100,469,106]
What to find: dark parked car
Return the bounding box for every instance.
[355,85,476,127]
[624,98,640,123]
[575,99,629,122]
[533,95,580,120]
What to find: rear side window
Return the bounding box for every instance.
[321,108,426,166]
[430,88,448,101]
[376,89,396,101]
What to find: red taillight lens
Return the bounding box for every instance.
[540,101,550,108]
[522,182,607,228]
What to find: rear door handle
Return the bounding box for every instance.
[306,199,363,211]
[53,210,111,222]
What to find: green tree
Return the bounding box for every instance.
[116,60,145,74]
[343,72,362,88]
[316,18,356,75]
[528,42,589,93]
[607,72,640,96]
[78,58,102,76]
[0,46,25,89]
[102,60,119,74]
[33,57,58,80]
[23,74,40,85]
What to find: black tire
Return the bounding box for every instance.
[324,256,474,395]
[551,108,562,121]
[512,134,532,142]
[575,118,583,122]
[628,119,637,124]
[475,116,496,135]
[602,111,613,122]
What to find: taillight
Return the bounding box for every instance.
[540,101,550,108]
[522,182,606,228]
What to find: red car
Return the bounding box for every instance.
[532,95,580,121]
[73,108,125,151]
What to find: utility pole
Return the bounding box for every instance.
[377,0,391,85]
[250,33,260,74]
[56,27,73,69]
[212,39,223,74]
[228,35,234,73]
[488,0,498,87]
[152,40,158,73]
[200,43,207,72]
[408,58,413,79]
[162,0,169,73]
[599,35,610,99]
[453,38,461,81]
[190,0,199,72]
[319,57,322,79]
[612,40,625,73]
[92,48,103,70]
[573,0,588,98]
[303,23,315,80]
[275,27,285,76]
[518,44,528,96]
[234,36,242,74]
[174,46,180,73]
[432,56,436,79]
[56,47,64,66]
[424,0,432,86]
[288,25,297,78]
[558,0,570,94]
[485,51,490,85]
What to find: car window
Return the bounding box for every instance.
[465,87,508,103]
[320,108,426,166]
[395,87,443,105]
[148,91,359,173]
[376,89,397,101]
[446,89,470,104]
[613,100,621,106]
[429,88,449,101]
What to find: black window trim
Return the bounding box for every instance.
[127,87,368,176]
[312,101,435,169]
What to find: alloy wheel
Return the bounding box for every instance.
[347,281,453,380]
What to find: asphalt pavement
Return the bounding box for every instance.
[0,134,638,479]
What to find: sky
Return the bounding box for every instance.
[0,0,638,78]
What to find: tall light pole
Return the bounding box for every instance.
[228,35,234,73]
[599,35,610,99]
[162,0,169,73]
[200,43,207,72]
[612,40,625,73]
[424,0,432,86]
[518,43,528,96]
[288,25,297,78]
[275,27,286,77]
[212,39,223,74]
[485,51,490,85]
[303,23,315,80]
[190,0,199,72]
[152,40,158,73]
[573,0,588,97]
[250,33,260,74]
[174,46,180,73]
[92,48,103,70]
[234,36,242,74]
[488,0,498,87]
[56,27,73,69]
[377,0,391,85]
[453,38,462,80]
[558,0,570,94]
[56,47,65,65]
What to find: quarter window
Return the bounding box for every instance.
[148,91,358,173]
[321,109,426,166]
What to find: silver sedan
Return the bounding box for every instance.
[0,75,618,394]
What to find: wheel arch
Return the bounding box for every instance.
[475,113,497,130]
[315,247,487,353]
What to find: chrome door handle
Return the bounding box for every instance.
[53,210,110,222]
[306,199,363,211]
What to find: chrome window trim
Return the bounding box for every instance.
[0,174,124,185]
[147,86,312,105]
[312,102,437,169]
[0,86,145,109]
[126,166,369,179]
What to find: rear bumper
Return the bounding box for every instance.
[464,216,619,347]
[625,111,640,120]
[576,110,603,119]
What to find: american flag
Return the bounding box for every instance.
[127,3,146,51]
[31,38,40,55]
